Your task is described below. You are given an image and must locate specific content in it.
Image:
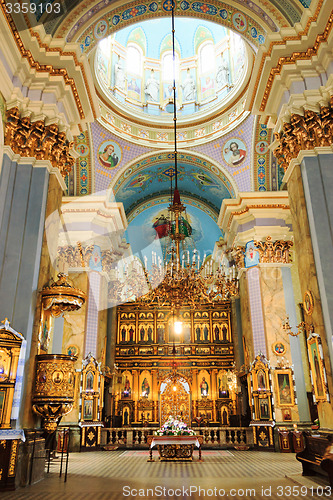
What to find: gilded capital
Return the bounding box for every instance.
[4,107,75,178]
[273,102,333,171]
[229,236,293,268]
[254,236,293,264]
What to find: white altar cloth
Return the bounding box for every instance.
[150,435,200,448]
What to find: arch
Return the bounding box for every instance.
[127,27,147,54]
[159,375,191,425]
[109,149,239,202]
[161,51,180,82]
[62,2,274,56]
[158,370,191,390]
[126,43,143,76]
[194,25,215,53]
[56,0,300,44]
[160,33,181,58]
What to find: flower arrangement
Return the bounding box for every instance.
[155,415,196,436]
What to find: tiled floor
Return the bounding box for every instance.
[3,450,330,500]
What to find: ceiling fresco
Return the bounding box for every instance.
[114,161,233,215]
[126,194,219,223]
[96,18,247,119]
[53,0,309,43]
[125,202,223,264]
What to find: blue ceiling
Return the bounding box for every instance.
[125,202,223,264]
[114,161,232,216]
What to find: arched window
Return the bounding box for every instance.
[162,51,179,81]
[126,44,142,76]
[199,42,215,74]
[198,41,215,100]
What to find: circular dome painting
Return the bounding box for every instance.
[95,17,248,123]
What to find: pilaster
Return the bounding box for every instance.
[219,193,309,424]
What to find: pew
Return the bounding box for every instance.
[296,433,333,487]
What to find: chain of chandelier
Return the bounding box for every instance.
[111,2,239,310]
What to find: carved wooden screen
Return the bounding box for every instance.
[160,378,190,426]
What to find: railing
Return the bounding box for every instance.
[102,427,253,448]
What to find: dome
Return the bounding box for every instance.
[94,17,251,128]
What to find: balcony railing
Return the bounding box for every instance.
[101,427,253,448]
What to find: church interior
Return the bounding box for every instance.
[0,0,333,495]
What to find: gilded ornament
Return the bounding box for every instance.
[57,245,114,273]
[32,354,77,432]
[41,273,86,317]
[8,440,18,476]
[272,342,286,356]
[303,290,314,316]
[253,236,293,264]
[273,105,333,171]
[4,108,75,178]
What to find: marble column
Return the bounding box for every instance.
[0,150,64,428]
[232,298,244,368]
[281,267,310,422]
[301,155,333,373]
[84,272,102,358]
[288,160,333,428]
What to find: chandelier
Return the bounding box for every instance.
[110,3,239,309]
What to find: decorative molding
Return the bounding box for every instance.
[227,204,290,231]
[253,236,293,264]
[273,104,333,172]
[249,0,326,111]
[0,0,98,128]
[57,245,116,272]
[259,8,333,112]
[28,29,98,121]
[229,235,293,268]
[4,107,75,178]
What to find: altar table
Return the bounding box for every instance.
[147,435,203,461]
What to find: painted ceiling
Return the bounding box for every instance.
[112,18,231,58]
[125,202,223,265]
[49,0,310,40]
[114,160,233,216]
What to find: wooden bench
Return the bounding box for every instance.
[296,433,333,487]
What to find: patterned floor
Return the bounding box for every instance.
[3,450,330,500]
[120,449,232,457]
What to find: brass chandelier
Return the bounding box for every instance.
[110,2,239,309]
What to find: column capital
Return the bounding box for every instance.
[229,236,293,270]
[272,106,333,182]
[4,107,76,179]
[219,192,292,247]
